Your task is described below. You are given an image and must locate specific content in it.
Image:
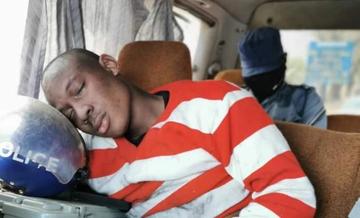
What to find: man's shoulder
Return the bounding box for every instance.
[153,80,241,96]
[281,83,323,105]
[81,132,119,150]
[285,83,315,91]
[283,83,318,96]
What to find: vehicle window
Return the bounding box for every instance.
[0,1,28,101]
[281,30,360,114]
[173,6,202,63]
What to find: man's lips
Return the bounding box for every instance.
[94,112,109,134]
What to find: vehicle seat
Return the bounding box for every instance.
[327,114,360,133]
[117,41,192,91]
[213,69,244,87]
[275,120,360,218]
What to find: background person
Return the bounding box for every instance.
[239,27,327,128]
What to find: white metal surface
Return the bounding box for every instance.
[0,190,127,218]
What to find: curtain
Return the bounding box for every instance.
[136,0,183,41]
[44,0,85,64]
[18,0,84,98]
[18,0,181,98]
[81,0,148,57]
[18,0,48,98]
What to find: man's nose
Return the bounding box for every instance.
[74,103,92,124]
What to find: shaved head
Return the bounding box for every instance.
[42,49,100,93]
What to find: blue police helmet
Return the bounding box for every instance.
[238,27,285,78]
[0,96,86,197]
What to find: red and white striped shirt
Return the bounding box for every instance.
[83,80,316,217]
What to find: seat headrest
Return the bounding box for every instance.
[117,41,192,91]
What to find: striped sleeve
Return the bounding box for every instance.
[211,87,316,217]
[82,134,135,197]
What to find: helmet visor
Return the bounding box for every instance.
[0,96,86,184]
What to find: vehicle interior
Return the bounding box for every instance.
[0,0,360,217]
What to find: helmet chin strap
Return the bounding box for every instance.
[0,179,25,195]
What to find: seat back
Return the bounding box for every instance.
[275,120,360,218]
[117,41,192,91]
[327,114,360,133]
[214,69,244,87]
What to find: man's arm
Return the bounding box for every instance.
[212,87,316,217]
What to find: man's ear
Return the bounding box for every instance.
[99,54,119,76]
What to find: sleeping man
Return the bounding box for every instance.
[41,48,316,217]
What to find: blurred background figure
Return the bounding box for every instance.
[239,27,327,128]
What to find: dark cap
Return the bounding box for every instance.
[238,27,285,77]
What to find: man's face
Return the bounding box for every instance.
[244,64,286,102]
[44,64,131,138]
